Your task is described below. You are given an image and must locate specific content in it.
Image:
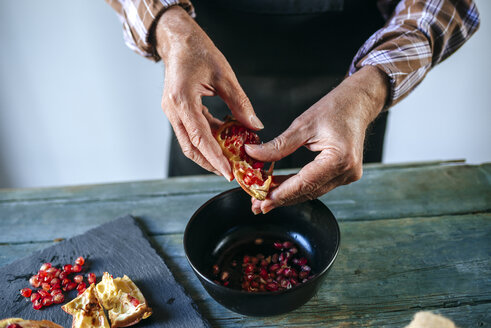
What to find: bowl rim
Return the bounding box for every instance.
[183,187,341,296]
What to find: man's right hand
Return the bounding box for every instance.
[154,6,263,180]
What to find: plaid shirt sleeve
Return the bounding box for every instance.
[105,0,195,61]
[349,0,480,107]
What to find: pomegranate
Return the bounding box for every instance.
[214,118,274,200]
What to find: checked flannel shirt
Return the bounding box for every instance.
[105,0,480,106]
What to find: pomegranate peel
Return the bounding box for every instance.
[0,318,63,328]
[61,284,110,328]
[214,117,274,201]
[95,272,152,328]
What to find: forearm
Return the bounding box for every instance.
[350,0,480,107]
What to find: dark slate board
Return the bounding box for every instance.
[0,215,210,328]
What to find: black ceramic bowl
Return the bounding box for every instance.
[183,188,340,316]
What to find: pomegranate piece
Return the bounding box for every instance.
[75,256,85,266]
[20,287,32,298]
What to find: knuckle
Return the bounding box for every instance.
[299,177,318,196]
[188,130,204,148]
[236,92,251,110]
[272,135,287,152]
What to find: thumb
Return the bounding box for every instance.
[245,126,308,162]
[216,77,264,130]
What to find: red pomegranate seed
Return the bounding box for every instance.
[41,282,51,291]
[212,265,220,275]
[87,272,96,285]
[46,267,58,276]
[72,264,82,273]
[73,275,83,283]
[31,292,41,302]
[299,271,309,280]
[280,279,292,289]
[297,258,308,266]
[42,296,53,307]
[59,271,68,280]
[76,282,86,291]
[244,264,255,274]
[245,273,255,281]
[42,274,52,283]
[223,281,230,287]
[290,278,299,285]
[32,299,43,310]
[259,268,268,279]
[282,241,293,249]
[75,256,85,266]
[53,293,65,304]
[130,297,140,307]
[269,263,280,272]
[7,323,23,328]
[51,288,62,296]
[63,264,72,274]
[77,288,86,295]
[271,253,279,263]
[266,282,279,291]
[62,278,70,286]
[301,265,311,272]
[50,277,60,286]
[29,275,41,288]
[250,281,259,288]
[66,282,77,291]
[273,242,283,250]
[243,255,250,264]
[20,287,32,298]
[40,263,52,271]
[38,270,47,278]
[38,290,50,298]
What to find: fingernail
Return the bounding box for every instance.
[252,207,261,215]
[249,115,264,130]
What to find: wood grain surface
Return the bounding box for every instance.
[1,161,490,327]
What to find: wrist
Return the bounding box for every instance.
[154,5,195,61]
[344,66,390,125]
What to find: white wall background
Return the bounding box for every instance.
[0,1,489,189]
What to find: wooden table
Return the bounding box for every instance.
[1,161,490,327]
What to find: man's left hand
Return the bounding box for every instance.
[245,66,389,214]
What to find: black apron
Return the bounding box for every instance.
[168,0,388,176]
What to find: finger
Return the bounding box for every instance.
[250,175,291,214]
[259,151,347,212]
[171,118,219,174]
[245,123,309,162]
[180,103,233,180]
[216,76,264,130]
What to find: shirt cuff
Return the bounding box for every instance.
[115,0,195,62]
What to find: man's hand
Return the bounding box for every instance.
[154,6,264,180]
[245,66,389,214]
